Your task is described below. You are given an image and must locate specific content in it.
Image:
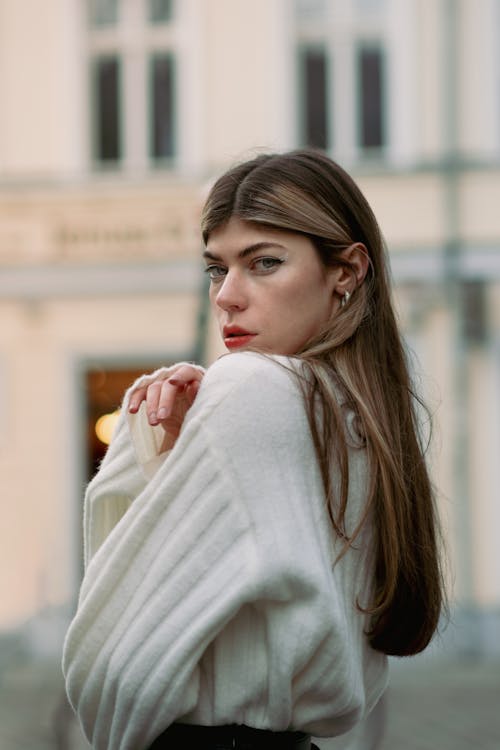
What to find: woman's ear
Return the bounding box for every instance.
[333,243,370,298]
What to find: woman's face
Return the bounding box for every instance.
[204,217,340,355]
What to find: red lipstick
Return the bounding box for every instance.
[223,325,257,350]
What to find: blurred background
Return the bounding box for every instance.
[0,0,499,748]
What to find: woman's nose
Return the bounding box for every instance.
[214,271,248,311]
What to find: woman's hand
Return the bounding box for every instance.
[128,364,204,451]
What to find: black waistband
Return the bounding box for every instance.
[148,722,312,749]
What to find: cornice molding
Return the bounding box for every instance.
[0,260,202,300]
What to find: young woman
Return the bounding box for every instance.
[63,149,445,750]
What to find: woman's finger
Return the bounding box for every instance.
[127,385,146,413]
[167,364,204,387]
[128,364,204,433]
[156,378,183,421]
[145,381,168,425]
[127,364,189,413]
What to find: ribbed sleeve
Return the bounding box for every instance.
[83,362,206,566]
[63,352,388,750]
[83,407,144,568]
[67,418,257,749]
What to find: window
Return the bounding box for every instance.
[87,0,177,170]
[150,54,175,159]
[89,0,119,27]
[294,0,397,163]
[149,0,172,24]
[299,46,329,149]
[357,45,385,150]
[92,56,122,162]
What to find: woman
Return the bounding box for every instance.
[62,149,445,750]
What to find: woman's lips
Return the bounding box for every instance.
[224,333,257,349]
[223,326,257,349]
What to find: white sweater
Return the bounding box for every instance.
[62,352,387,750]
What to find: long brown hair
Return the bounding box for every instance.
[201,148,446,656]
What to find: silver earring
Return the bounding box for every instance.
[341,290,351,308]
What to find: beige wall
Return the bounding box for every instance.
[204,0,292,167]
[359,173,449,248]
[459,0,499,157]
[0,0,84,177]
[461,171,500,241]
[417,0,446,159]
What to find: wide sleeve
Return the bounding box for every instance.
[83,363,205,567]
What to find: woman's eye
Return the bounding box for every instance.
[252,257,283,273]
[204,265,226,281]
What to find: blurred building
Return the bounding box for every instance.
[0,0,499,655]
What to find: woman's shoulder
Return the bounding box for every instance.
[188,352,306,427]
[203,351,304,395]
[182,354,315,478]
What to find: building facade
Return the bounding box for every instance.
[0,0,499,654]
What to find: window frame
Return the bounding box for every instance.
[293,0,416,166]
[86,0,181,173]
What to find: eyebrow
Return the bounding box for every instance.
[202,241,287,262]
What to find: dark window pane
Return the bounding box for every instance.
[149,0,172,24]
[358,46,385,149]
[300,47,329,149]
[89,0,119,27]
[150,54,174,159]
[93,57,121,162]
[461,280,486,343]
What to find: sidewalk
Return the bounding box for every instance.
[314,654,500,750]
[378,656,500,750]
[0,648,498,749]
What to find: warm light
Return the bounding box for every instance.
[95,410,120,445]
